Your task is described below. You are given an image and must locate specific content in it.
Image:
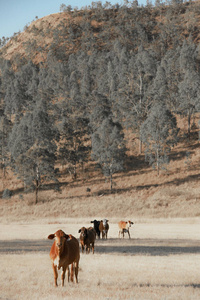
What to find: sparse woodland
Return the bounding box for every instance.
[0,0,200,203]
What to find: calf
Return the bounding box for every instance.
[91,219,101,239]
[78,226,96,254]
[48,230,80,287]
[99,219,109,239]
[118,220,134,239]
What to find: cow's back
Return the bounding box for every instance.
[118,221,126,230]
[62,235,80,265]
[87,227,96,242]
[99,221,105,232]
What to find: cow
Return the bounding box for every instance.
[78,226,96,254]
[48,230,80,287]
[118,220,134,239]
[90,219,101,239]
[99,219,109,239]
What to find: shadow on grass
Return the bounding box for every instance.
[0,239,51,253]
[1,238,200,257]
[2,169,200,202]
[1,141,200,201]
[133,283,200,289]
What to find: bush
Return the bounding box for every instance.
[2,189,12,199]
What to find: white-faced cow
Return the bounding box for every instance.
[78,226,96,254]
[48,230,80,287]
[118,220,134,239]
[99,219,109,239]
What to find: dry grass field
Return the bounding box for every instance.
[0,220,200,300]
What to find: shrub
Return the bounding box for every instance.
[2,189,12,199]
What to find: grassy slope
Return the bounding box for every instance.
[0,117,199,223]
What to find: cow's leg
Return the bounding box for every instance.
[81,244,84,253]
[87,244,90,254]
[67,266,70,282]
[52,264,58,287]
[70,263,74,282]
[92,242,94,254]
[61,265,67,287]
[74,261,79,283]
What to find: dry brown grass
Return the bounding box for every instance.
[0,221,200,300]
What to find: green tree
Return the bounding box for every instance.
[151,65,168,105]
[58,112,90,180]
[9,100,59,203]
[0,113,12,178]
[178,70,200,137]
[179,38,196,72]
[140,104,179,175]
[128,46,157,153]
[159,49,181,110]
[91,118,126,191]
[89,92,112,132]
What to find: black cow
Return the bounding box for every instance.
[90,219,100,239]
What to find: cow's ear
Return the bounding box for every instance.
[48,234,55,240]
[64,234,69,239]
[78,229,81,233]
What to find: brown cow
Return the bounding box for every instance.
[48,230,80,287]
[78,226,96,254]
[118,220,134,239]
[99,219,109,239]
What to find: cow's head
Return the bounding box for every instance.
[78,227,87,239]
[127,221,134,227]
[91,220,100,225]
[103,219,109,226]
[91,220,101,229]
[48,230,69,253]
[100,219,109,227]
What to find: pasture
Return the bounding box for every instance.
[0,219,200,299]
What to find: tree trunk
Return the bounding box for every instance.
[139,139,142,154]
[156,148,160,176]
[188,111,191,138]
[35,183,39,204]
[110,173,113,191]
[35,167,40,204]
[2,158,6,178]
[73,162,77,180]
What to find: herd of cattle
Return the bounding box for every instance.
[48,219,134,286]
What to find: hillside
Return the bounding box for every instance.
[1,118,200,222]
[0,1,200,222]
[2,1,200,65]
